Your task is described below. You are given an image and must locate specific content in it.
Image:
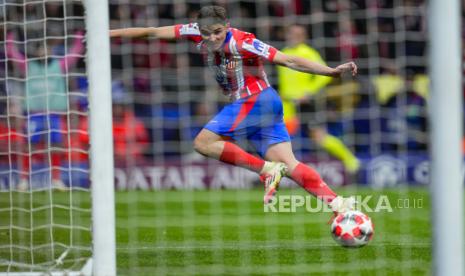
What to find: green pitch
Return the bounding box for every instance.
[116,187,431,275]
[1,187,431,275]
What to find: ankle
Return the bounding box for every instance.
[260,161,273,174]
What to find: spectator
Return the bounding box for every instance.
[76,80,149,167]
[378,18,396,59]
[337,17,360,60]
[6,30,85,190]
[372,62,404,105]
[0,97,24,169]
[277,24,360,173]
[112,82,149,165]
[407,73,428,152]
[372,66,428,153]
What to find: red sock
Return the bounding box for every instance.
[51,152,61,180]
[219,142,265,173]
[290,162,336,203]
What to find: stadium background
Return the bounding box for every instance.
[0,0,437,190]
[107,0,431,189]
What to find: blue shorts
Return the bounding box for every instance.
[27,114,64,144]
[204,87,290,157]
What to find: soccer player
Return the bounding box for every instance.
[110,6,356,213]
[277,24,360,173]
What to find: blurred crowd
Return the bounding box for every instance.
[0,0,462,179]
[107,0,432,159]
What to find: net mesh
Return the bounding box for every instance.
[107,0,431,275]
[0,0,91,273]
[108,0,429,188]
[1,0,434,274]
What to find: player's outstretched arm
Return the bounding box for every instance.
[272,51,357,77]
[110,26,176,40]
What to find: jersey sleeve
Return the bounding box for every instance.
[174,23,202,43]
[238,36,278,62]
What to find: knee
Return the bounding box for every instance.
[283,159,300,173]
[271,156,299,172]
[194,132,216,156]
[193,135,207,155]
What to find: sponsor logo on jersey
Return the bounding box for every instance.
[253,40,264,52]
[180,23,200,36]
[242,39,271,58]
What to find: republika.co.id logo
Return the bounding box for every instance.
[264,195,423,213]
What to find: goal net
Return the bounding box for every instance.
[0,0,91,273]
[2,0,458,274]
[105,0,434,274]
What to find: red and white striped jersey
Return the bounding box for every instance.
[174,23,278,101]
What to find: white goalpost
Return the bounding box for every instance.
[429,0,464,275]
[84,0,116,275]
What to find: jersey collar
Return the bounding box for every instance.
[224,29,232,44]
[221,29,233,51]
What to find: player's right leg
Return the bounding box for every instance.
[264,142,356,213]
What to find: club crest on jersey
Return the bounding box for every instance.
[242,39,271,58]
[215,71,226,84]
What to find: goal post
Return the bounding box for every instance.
[84,0,116,275]
[0,0,115,274]
[429,0,464,275]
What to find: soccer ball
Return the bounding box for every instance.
[330,210,374,247]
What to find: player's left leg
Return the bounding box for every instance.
[194,128,266,172]
[194,128,287,198]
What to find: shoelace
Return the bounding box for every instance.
[260,174,272,188]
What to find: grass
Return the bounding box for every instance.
[0,187,432,275]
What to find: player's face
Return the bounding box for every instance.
[199,23,228,51]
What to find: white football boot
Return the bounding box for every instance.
[329,196,357,214]
[260,162,287,204]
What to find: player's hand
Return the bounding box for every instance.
[109,30,119,37]
[333,61,358,77]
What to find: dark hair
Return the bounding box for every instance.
[197,5,227,27]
